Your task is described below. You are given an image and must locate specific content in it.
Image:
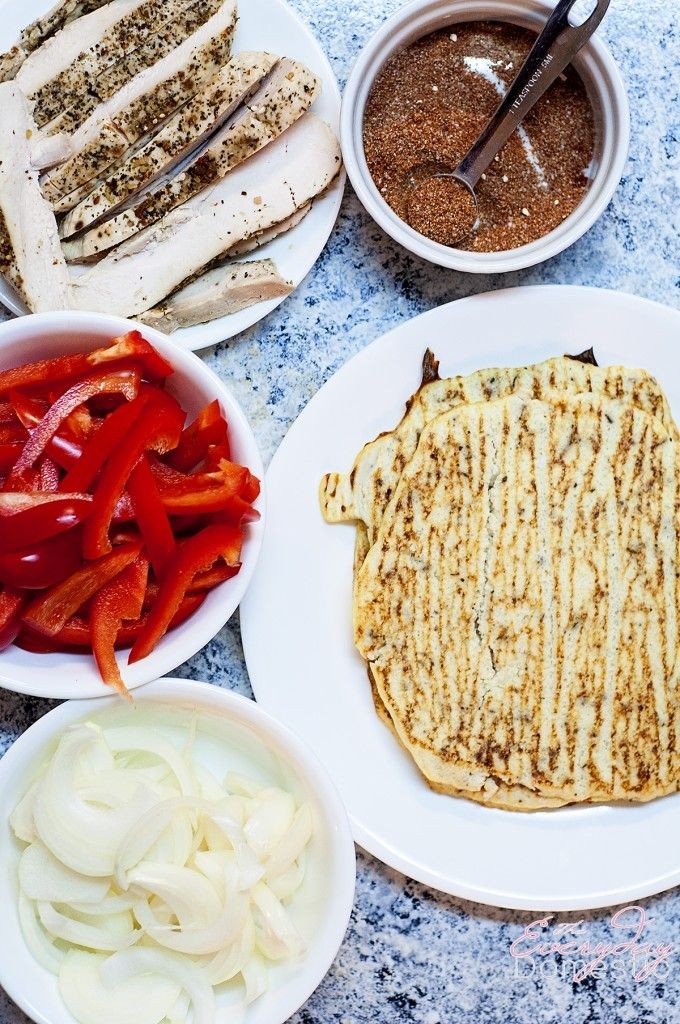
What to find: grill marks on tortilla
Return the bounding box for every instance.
[353,395,680,807]
[320,358,676,553]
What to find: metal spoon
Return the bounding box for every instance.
[407,0,611,246]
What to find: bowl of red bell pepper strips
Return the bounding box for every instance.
[0,312,264,699]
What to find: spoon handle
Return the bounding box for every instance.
[456,0,610,188]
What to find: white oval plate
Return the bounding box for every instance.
[241,285,680,911]
[0,0,344,351]
[0,678,356,1024]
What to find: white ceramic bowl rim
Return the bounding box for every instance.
[341,0,631,273]
[0,312,265,699]
[0,678,356,1024]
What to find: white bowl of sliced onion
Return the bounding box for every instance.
[0,678,356,1024]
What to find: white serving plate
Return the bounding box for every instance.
[0,678,356,1024]
[0,0,344,352]
[241,285,680,911]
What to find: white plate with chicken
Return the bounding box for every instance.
[0,0,344,350]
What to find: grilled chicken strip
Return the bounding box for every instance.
[138,259,292,332]
[40,0,238,208]
[0,85,71,312]
[60,53,278,238]
[62,58,321,259]
[15,0,142,96]
[70,114,341,316]
[30,0,224,130]
[0,0,110,83]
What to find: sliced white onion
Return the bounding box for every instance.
[33,725,155,877]
[244,789,296,860]
[18,892,65,975]
[224,771,265,798]
[165,991,190,1024]
[192,764,228,802]
[132,865,250,956]
[206,915,256,986]
[250,882,305,959]
[191,851,232,902]
[103,729,197,796]
[210,812,265,891]
[115,798,202,889]
[10,781,38,843]
[264,805,313,881]
[129,863,220,929]
[241,953,268,1005]
[39,902,139,952]
[100,948,215,1024]
[69,895,137,916]
[20,841,110,903]
[268,855,307,903]
[59,949,180,1024]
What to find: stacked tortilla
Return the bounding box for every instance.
[320,353,680,810]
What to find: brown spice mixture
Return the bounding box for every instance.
[408,176,477,245]
[363,22,596,252]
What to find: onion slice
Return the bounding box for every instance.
[59,949,180,1024]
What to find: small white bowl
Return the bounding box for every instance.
[0,677,356,1024]
[341,0,630,272]
[0,312,265,699]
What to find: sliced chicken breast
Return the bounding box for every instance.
[0,85,71,311]
[31,134,74,171]
[60,53,279,238]
[0,47,25,84]
[0,0,111,82]
[138,259,292,332]
[226,203,311,257]
[30,0,222,129]
[63,58,321,258]
[21,0,111,48]
[15,0,144,97]
[40,0,238,206]
[70,113,342,317]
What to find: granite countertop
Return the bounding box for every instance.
[1,0,679,1021]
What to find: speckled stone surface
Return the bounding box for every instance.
[0,0,679,1021]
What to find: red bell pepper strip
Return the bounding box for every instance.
[0,495,91,553]
[22,541,142,636]
[0,443,22,474]
[143,562,240,607]
[60,392,151,493]
[129,525,242,663]
[8,369,140,482]
[15,593,206,653]
[167,401,230,472]
[0,529,83,590]
[0,586,24,650]
[0,490,89,513]
[38,457,60,492]
[155,460,250,515]
[0,331,173,396]
[9,392,83,470]
[127,455,175,577]
[111,494,136,524]
[11,391,93,450]
[0,423,28,443]
[209,496,261,527]
[83,395,185,560]
[0,401,17,424]
[91,554,149,697]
